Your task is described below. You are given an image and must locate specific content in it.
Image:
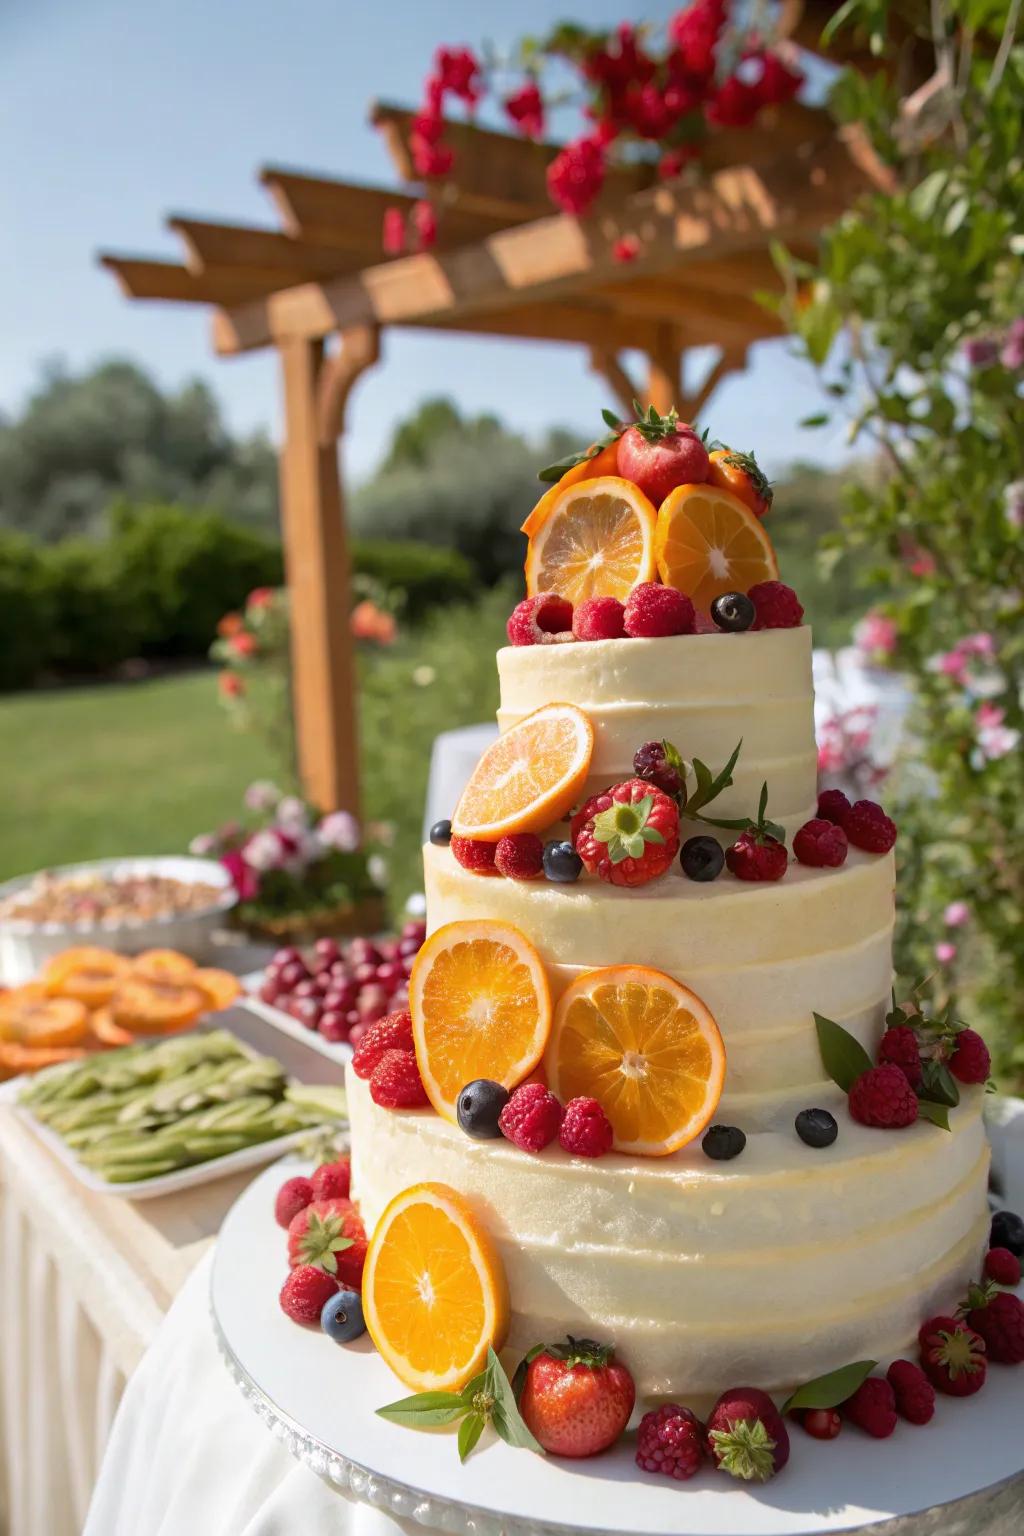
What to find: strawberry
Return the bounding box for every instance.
[274,1175,314,1229]
[287,1198,367,1290]
[706,1387,790,1482]
[519,1337,635,1458]
[963,1283,1024,1364]
[279,1264,337,1326]
[573,778,679,887]
[919,1314,987,1396]
[615,404,710,502]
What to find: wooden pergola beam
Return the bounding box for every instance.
[99,254,287,305]
[258,166,513,249]
[213,131,883,356]
[167,216,367,281]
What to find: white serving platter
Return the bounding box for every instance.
[240,975,353,1066]
[212,1159,1024,1536]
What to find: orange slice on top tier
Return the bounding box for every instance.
[452,702,593,840]
[546,966,725,1157]
[410,921,551,1123]
[654,484,779,613]
[520,441,623,538]
[363,1182,509,1392]
[525,476,657,604]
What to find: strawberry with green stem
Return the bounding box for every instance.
[572,779,679,887]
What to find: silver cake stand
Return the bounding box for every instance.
[212,1163,1024,1536]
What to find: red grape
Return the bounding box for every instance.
[288,997,322,1029]
[376,962,402,987]
[348,939,381,968]
[258,977,282,1005]
[352,962,377,986]
[348,1021,367,1046]
[278,960,308,990]
[319,1009,350,1043]
[292,978,318,1000]
[273,947,303,968]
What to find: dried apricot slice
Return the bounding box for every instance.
[89,1008,137,1049]
[43,947,121,988]
[131,949,197,983]
[0,990,90,1048]
[110,979,205,1035]
[191,968,241,1012]
[0,1041,86,1080]
[46,950,130,1008]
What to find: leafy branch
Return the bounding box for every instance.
[377,1347,543,1463]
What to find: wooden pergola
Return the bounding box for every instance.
[99,1,898,819]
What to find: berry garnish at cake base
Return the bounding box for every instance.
[279,1263,338,1327]
[985,1246,1023,1286]
[286,1198,366,1288]
[573,777,680,887]
[707,446,774,518]
[886,1359,936,1424]
[960,1281,1024,1363]
[633,738,688,801]
[991,1208,1024,1257]
[499,1081,564,1153]
[517,1337,635,1458]
[793,817,848,868]
[842,1377,897,1438]
[321,1287,366,1344]
[710,589,756,632]
[716,782,788,882]
[494,833,544,880]
[572,595,625,641]
[615,402,710,504]
[918,1315,988,1396]
[706,1387,790,1482]
[636,1403,706,1479]
[748,580,804,630]
[451,702,594,841]
[623,581,696,638]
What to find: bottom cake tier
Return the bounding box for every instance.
[347,1069,989,1403]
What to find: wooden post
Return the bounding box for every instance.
[277,333,376,816]
[646,324,683,415]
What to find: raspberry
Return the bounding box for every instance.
[450,835,498,874]
[559,1096,614,1157]
[886,1359,935,1424]
[749,580,804,630]
[793,817,848,868]
[494,832,544,880]
[506,593,573,646]
[949,1027,991,1085]
[369,1049,429,1109]
[985,1247,1023,1286]
[725,830,787,882]
[279,1264,337,1326]
[843,1376,897,1438]
[966,1288,1024,1364]
[574,778,680,887]
[636,1403,704,1480]
[848,1064,918,1128]
[842,799,898,854]
[573,596,625,641]
[351,1009,414,1080]
[623,582,696,638]
[817,788,851,825]
[877,1024,923,1088]
[919,1315,988,1395]
[274,1175,314,1229]
[310,1157,351,1202]
[498,1081,563,1152]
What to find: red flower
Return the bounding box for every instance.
[219,670,244,699]
[220,848,259,902]
[583,23,655,91]
[547,135,607,216]
[423,74,444,115]
[668,0,727,86]
[658,145,699,179]
[217,611,244,638]
[613,234,641,263]
[382,207,405,255]
[411,109,445,145]
[411,135,454,179]
[247,587,274,609]
[230,631,258,658]
[504,81,545,140]
[706,75,760,127]
[753,51,804,106]
[412,199,437,250]
[433,45,480,104]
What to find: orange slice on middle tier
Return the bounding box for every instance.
[410,920,551,1123]
[525,475,657,604]
[546,966,726,1157]
[654,483,779,613]
[452,702,593,840]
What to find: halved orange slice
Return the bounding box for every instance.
[363,1182,509,1392]
[654,483,779,613]
[410,921,551,1123]
[545,966,726,1157]
[131,949,197,983]
[452,702,593,840]
[0,989,89,1048]
[525,476,657,604]
[110,978,206,1035]
[191,968,242,1012]
[521,442,623,538]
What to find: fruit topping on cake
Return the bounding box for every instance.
[370,1048,430,1109]
[274,1175,315,1229]
[799,1408,843,1440]
[452,702,594,840]
[622,581,696,637]
[573,778,680,887]
[498,1082,564,1153]
[654,484,779,615]
[615,404,710,503]
[546,966,725,1156]
[287,1197,365,1282]
[707,447,773,518]
[991,1209,1024,1257]
[710,590,756,631]
[680,835,726,882]
[409,921,551,1122]
[842,799,899,853]
[961,1284,1024,1364]
[706,1387,790,1482]
[321,1288,366,1344]
[748,579,804,630]
[985,1247,1022,1286]
[541,839,583,883]
[518,1338,636,1458]
[793,818,849,868]
[494,833,544,880]
[558,1096,614,1157]
[525,477,658,605]
[949,1027,991,1084]
[877,1023,924,1087]
[636,1404,706,1479]
[456,1078,510,1140]
[506,593,574,646]
[848,1064,920,1128]
[633,739,687,801]
[429,818,453,846]
[794,1107,838,1148]
[351,1009,415,1077]
[918,1315,987,1396]
[572,595,625,641]
[450,834,499,873]
[701,1124,746,1160]
[279,1264,338,1327]
[842,1377,897,1438]
[886,1360,936,1425]
[722,784,788,882]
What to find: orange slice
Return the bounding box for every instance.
[45,950,130,1009]
[131,949,197,983]
[520,442,623,537]
[0,1041,86,1080]
[410,921,551,1123]
[654,483,779,613]
[43,947,121,987]
[545,966,725,1157]
[191,968,242,1012]
[363,1182,509,1392]
[452,702,593,840]
[525,476,657,604]
[110,979,205,1035]
[0,989,89,1048]
[89,1008,137,1049]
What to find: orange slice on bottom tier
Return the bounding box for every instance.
[452,702,593,839]
[654,483,779,613]
[520,442,623,537]
[409,921,551,1122]
[363,1182,509,1392]
[525,476,657,604]
[546,966,725,1157]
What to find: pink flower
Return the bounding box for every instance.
[854,610,898,660]
[903,545,937,577]
[351,600,396,645]
[944,901,970,927]
[318,811,361,853]
[934,941,958,965]
[244,780,281,812]
[220,848,259,902]
[935,650,969,684]
[275,796,310,829]
[411,200,437,251]
[189,833,217,857]
[959,632,996,659]
[242,829,286,873]
[977,723,1019,761]
[976,701,1005,730]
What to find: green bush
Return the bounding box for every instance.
[42,539,148,673]
[352,538,474,619]
[0,533,53,690]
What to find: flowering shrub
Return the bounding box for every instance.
[384,7,804,251]
[777,0,1024,1077]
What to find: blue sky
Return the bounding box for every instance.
[1,0,854,481]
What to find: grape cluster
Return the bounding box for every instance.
[256,921,425,1047]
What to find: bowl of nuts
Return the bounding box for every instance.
[0,856,237,983]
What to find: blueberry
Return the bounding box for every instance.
[711,592,755,633]
[795,1108,838,1148]
[680,835,725,882]
[702,1124,746,1160]
[991,1209,1024,1258]
[543,840,583,883]
[457,1078,510,1139]
[429,819,453,846]
[321,1288,365,1343]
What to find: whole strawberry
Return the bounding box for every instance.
[519,1337,636,1458]
[848,1063,918,1128]
[573,778,679,887]
[964,1284,1024,1364]
[279,1264,338,1326]
[886,1359,935,1424]
[949,1028,991,1085]
[843,1377,897,1438]
[706,1387,790,1482]
[919,1315,987,1396]
[287,1198,367,1290]
[636,1403,705,1478]
[877,1025,923,1089]
[616,405,710,503]
[274,1175,314,1229]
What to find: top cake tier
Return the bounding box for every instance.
[496,626,817,836]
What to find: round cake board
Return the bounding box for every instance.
[212,1162,1024,1536]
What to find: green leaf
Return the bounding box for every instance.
[920,1060,960,1108]
[782,1360,877,1414]
[686,740,742,815]
[458,1412,486,1461]
[799,412,831,428]
[511,1343,546,1402]
[485,1348,545,1454]
[377,1391,468,1428]
[600,407,621,430]
[910,170,948,219]
[917,1099,951,1131]
[814,1013,874,1093]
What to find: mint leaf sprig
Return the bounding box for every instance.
[813,1013,954,1131]
[377,1347,543,1463]
[698,780,787,846]
[682,739,742,820]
